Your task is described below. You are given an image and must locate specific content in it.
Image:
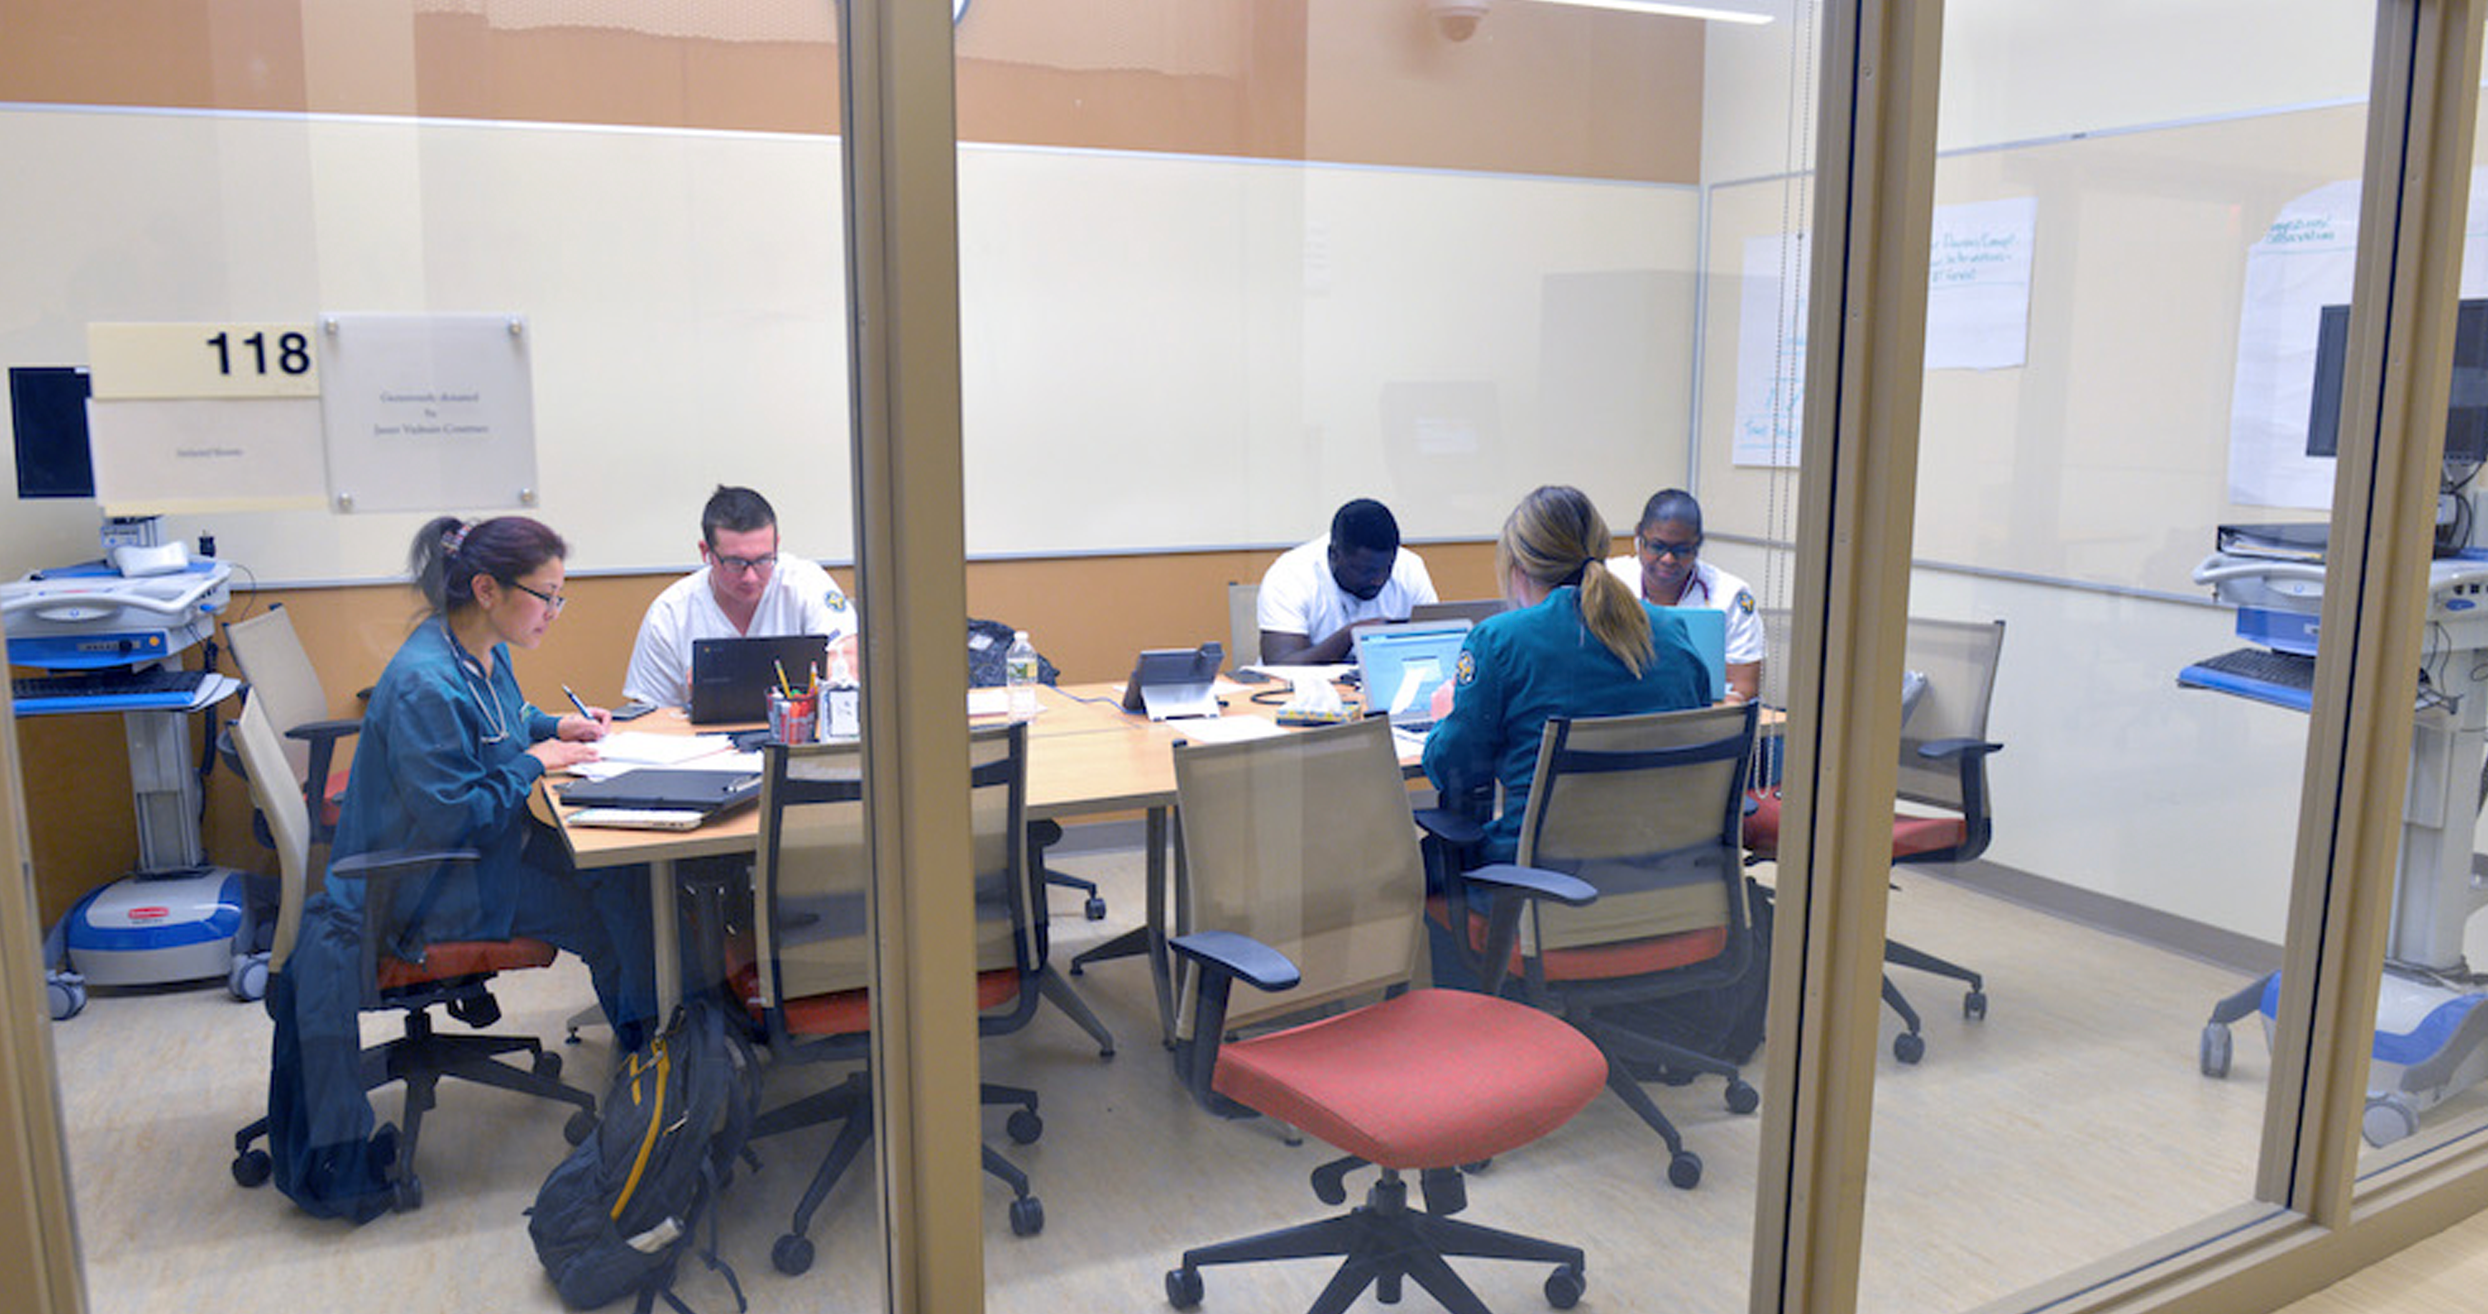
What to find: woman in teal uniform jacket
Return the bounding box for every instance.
[1422,484,1713,867]
[268,515,653,1220]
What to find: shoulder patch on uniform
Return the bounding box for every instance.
[1455,649,1477,686]
[826,591,851,613]
[1735,590,1756,615]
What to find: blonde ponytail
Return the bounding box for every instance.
[1497,486,1654,675]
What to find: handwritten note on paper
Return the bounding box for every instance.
[1924,197,2037,371]
[1731,199,2039,467]
[1731,231,1810,469]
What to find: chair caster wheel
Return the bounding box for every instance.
[47,972,86,1022]
[393,1174,423,1212]
[1084,897,1107,921]
[565,1109,598,1145]
[2200,1024,2233,1079]
[1007,1108,1043,1145]
[773,1233,815,1275]
[1964,990,1988,1020]
[1166,1266,1204,1309]
[232,1149,271,1188]
[1667,1150,1702,1190]
[1009,1194,1044,1236]
[534,1050,563,1080]
[1546,1263,1588,1309]
[2364,1093,2422,1147]
[1724,1079,1760,1115]
[1893,1031,1925,1064]
[229,954,268,1002]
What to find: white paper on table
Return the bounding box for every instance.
[968,687,1012,717]
[1252,663,1356,684]
[1167,716,1287,745]
[594,731,736,766]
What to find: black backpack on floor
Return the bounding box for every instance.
[529,996,760,1313]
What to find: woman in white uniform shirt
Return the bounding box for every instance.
[1603,489,1765,704]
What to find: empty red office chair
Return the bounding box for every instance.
[1742,615,2004,1063]
[732,723,1047,1276]
[1163,718,1609,1313]
[225,691,596,1212]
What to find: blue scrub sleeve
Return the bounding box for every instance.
[379,678,546,853]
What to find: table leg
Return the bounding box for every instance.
[649,856,682,1017]
[1145,805,1175,1049]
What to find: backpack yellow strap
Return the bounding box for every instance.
[613,1040,670,1220]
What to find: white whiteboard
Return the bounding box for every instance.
[0,107,1700,582]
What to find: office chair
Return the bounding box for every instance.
[1163,717,1610,1314]
[225,692,598,1212]
[735,725,1047,1275]
[1742,615,2005,1063]
[1227,579,1261,669]
[1423,703,1763,1190]
[969,617,1110,923]
[224,605,361,847]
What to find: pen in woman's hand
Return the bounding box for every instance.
[561,683,611,739]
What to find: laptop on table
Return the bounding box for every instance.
[689,633,830,726]
[557,768,763,830]
[1353,620,1473,734]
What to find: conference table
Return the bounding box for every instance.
[543,680,1371,1044]
[544,683,1772,1045]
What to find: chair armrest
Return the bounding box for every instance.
[1462,862,1597,908]
[340,848,480,1000]
[1412,806,1486,847]
[1167,930,1302,1113]
[1169,929,1301,993]
[1915,737,2001,763]
[286,717,362,744]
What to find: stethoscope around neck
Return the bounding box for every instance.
[443,619,514,745]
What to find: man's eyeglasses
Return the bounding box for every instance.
[510,581,568,615]
[712,552,778,576]
[1637,536,1702,561]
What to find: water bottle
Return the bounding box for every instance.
[1006,630,1040,720]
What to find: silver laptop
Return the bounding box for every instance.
[1352,620,1473,732]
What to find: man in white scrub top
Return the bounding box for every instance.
[1604,488,1765,704]
[1256,498,1438,665]
[623,484,859,710]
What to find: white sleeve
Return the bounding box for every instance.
[1722,588,1768,665]
[622,597,689,708]
[797,567,859,649]
[1257,556,1313,635]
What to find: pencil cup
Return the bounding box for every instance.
[767,690,819,744]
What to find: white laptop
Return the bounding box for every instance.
[1352,620,1473,732]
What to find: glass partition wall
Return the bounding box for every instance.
[10,2,2488,1313]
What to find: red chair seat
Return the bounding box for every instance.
[1427,896,1728,981]
[375,936,557,990]
[728,960,1023,1038]
[1742,790,1965,861]
[1210,988,1605,1170]
[321,768,350,828]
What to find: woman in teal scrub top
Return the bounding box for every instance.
[1422,484,1712,866]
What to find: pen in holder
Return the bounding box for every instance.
[767,688,820,744]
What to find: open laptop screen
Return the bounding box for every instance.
[1353,621,1472,730]
[689,633,829,725]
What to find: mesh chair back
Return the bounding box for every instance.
[1511,704,1756,957]
[232,692,313,966]
[1171,718,1424,1035]
[1895,618,2004,811]
[753,724,1030,1010]
[1227,581,1260,671]
[226,607,332,787]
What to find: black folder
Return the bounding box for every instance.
[557,768,761,817]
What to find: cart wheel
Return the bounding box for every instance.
[2199,1024,2233,1079]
